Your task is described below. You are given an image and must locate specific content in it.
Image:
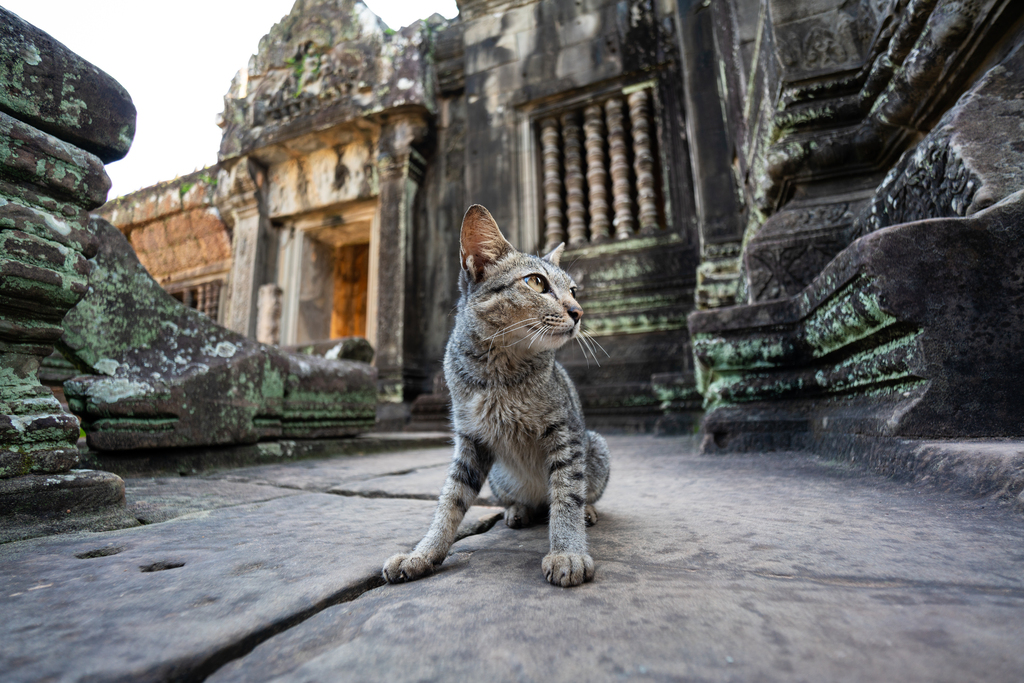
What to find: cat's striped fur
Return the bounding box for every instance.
[382,204,610,587]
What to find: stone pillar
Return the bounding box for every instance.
[583,104,611,244]
[215,159,264,338]
[374,114,429,403]
[561,112,588,248]
[541,117,565,252]
[0,9,137,538]
[256,284,283,345]
[628,89,659,235]
[675,0,748,308]
[606,97,635,240]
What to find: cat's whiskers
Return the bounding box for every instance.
[581,329,609,358]
[486,319,540,354]
[577,330,599,367]
[574,335,592,368]
[499,321,544,349]
[486,319,537,342]
[575,328,606,367]
[526,324,550,349]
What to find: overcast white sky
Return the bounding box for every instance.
[5,1,458,199]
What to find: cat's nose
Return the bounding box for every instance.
[567,304,583,323]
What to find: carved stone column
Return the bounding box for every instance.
[583,104,611,244]
[541,117,565,252]
[215,159,265,338]
[561,112,588,248]
[628,89,659,235]
[606,97,635,240]
[0,9,138,538]
[374,113,429,404]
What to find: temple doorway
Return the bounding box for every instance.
[278,199,378,346]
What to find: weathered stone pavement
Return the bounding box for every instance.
[2,435,1023,682]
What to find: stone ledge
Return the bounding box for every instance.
[701,426,1024,512]
[0,469,139,543]
[82,432,453,478]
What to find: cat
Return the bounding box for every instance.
[382,204,610,587]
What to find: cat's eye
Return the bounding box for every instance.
[524,275,548,293]
[570,286,578,298]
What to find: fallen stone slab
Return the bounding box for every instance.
[207,436,1024,683]
[0,493,439,682]
[59,218,376,451]
[0,7,135,162]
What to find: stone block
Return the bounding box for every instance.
[0,7,135,162]
[464,32,520,76]
[691,189,1024,443]
[58,218,377,451]
[557,10,604,47]
[0,469,126,516]
[464,4,537,45]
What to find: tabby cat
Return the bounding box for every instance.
[382,204,610,587]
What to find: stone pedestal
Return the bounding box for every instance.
[0,8,138,539]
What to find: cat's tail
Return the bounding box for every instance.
[585,430,610,504]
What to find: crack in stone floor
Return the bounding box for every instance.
[194,506,504,682]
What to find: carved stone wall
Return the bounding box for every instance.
[451,0,702,430]
[95,0,712,431]
[690,0,1024,306]
[686,0,1024,464]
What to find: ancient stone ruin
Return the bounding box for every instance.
[0,5,378,540]
[684,0,1024,487]
[3,0,1024,537]
[101,0,704,434]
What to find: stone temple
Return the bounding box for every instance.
[3,0,1024,532]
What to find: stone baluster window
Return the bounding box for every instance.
[538,84,663,253]
[169,280,223,320]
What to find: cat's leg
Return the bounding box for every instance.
[542,428,595,587]
[382,433,493,583]
[583,430,610,526]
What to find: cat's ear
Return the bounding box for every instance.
[460,204,514,282]
[542,242,565,267]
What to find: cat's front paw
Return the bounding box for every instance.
[382,553,433,584]
[542,552,594,587]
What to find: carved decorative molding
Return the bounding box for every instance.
[628,89,658,235]
[561,112,588,248]
[583,104,611,244]
[541,117,564,252]
[532,83,664,250]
